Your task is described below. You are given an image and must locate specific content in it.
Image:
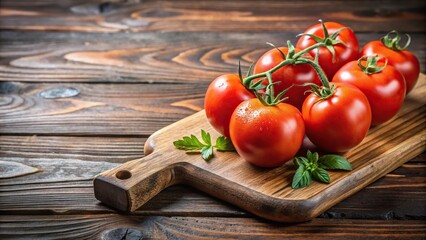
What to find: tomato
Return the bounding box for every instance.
[204,74,255,137]
[302,83,371,152]
[253,47,321,110]
[333,56,406,125]
[361,38,420,94]
[229,98,305,167]
[296,21,359,79]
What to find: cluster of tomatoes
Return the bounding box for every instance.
[204,20,420,168]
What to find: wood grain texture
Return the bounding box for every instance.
[1,0,426,237]
[0,160,41,179]
[0,31,425,84]
[0,82,204,135]
[0,0,425,33]
[1,161,424,219]
[0,135,146,162]
[94,75,425,222]
[1,215,425,240]
[0,135,423,219]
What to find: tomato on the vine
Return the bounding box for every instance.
[333,56,406,125]
[302,83,371,153]
[296,21,359,79]
[360,31,420,94]
[205,74,255,137]
[229,98,305,168]
[253,47,321,110]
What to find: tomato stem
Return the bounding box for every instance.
[292,42,325,59]
[296,19,350,63]
[358,55,388,74]
[300,58,330,89]
[381,30,411,51]
[243,59,294,84]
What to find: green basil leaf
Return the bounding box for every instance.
[215,136,235,151]
[201,146,214,161]
[292,165,313,189]
[306,150,313,160]
[312,168,330,183]
[306,150,319,164]
[318,154,352,171]
[293,157,308,168]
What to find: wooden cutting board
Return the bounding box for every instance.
[94,74,426,223]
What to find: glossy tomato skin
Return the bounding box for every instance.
[302,83,371,153]
[205,74,255,137]
[229,98,305,168]
[253,47,321,110]
[361,41,420,94]
[296,22,359,79]
[332,60,406,125]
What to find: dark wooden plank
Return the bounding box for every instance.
[1,136,423,219]
[0,135,146,163]
[0,82,204,135]
[0,32,424,83]
[0,0,425,33]
[0,152,424,220]
[1,215,425,240]
[0,156,244,216]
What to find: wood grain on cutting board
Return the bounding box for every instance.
[94,74,425,222]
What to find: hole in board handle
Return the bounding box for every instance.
[116,170,132,180]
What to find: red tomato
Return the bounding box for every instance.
[229,98,305,167]
[296,22,359,79]
[205,74,255,137]
[333,57,406,125]
[302,83,371,152]
[253,47,321,110]
[361,40,420,94]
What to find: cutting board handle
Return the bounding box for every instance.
[93,151,182,212]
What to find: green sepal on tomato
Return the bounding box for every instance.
[204,74,255,137]
[361,31,420,94]
[296,20,359,79]
[229,98,305,168]
[252,46,321,110]
[333,55,406,125]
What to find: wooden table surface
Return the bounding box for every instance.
[1,1,425,239]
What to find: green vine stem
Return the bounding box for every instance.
[243,42,324,87]
[358,55,388,74]
[239,19,353,105]
[381,30,411,51]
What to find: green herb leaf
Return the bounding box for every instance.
[174,130,236,161]
[173,135,205,151]
[291,151,352,189]
[306,150,319,164]
[292,164,313,189]
[312,167,330,183]
[293,156,308,168]
[201,146,214,161]
[318,155,352,171]
[215,136,235,151]
[201,129,212,146]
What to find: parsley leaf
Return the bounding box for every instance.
[173,135,205,151]
[173,130,235,161]
[201,146,214,161]
[215,136,235,151]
